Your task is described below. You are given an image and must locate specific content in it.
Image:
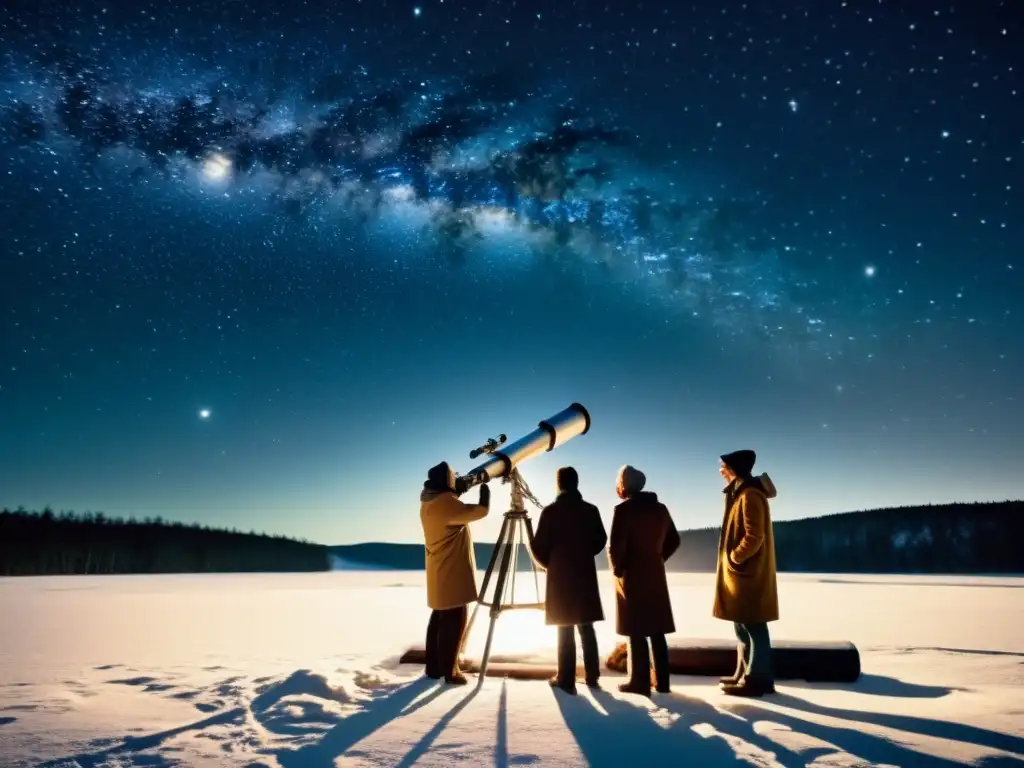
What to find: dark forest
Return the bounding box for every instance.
[2,500,1019,577]
[664,500,1022,574]
[0,507,330,575]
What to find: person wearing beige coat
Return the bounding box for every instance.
[420,461,490,684]
[713,449,779,698]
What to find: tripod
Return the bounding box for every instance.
[459,467,545,683]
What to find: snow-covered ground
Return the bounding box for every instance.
[0,571,1021,767]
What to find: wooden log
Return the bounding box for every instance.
[606,637,860,682]
[400,636,860,683]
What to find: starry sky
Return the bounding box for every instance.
[0,0,1020,546]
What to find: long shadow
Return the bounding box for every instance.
[598,691,1013,768]
[781,673,959,698]
[767,691,1024,756]
[655,692,805,764]
[560,686,1020,768]
[39,707,247,768]
[398,684,446,719]
[723,699,1021,768]
[658,693,972,768]
[395,686,481,767]
[555,687,747,765]
[495,679,508,768]
[276,676,437,768]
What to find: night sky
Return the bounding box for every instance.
[1,0,1020,546]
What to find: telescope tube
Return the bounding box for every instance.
[457,403,592,492]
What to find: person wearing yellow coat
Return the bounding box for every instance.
[713,449,779,697]
[420,461,490,684]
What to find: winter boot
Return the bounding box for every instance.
[720,643,745,686]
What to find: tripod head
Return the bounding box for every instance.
[505,466,542,516]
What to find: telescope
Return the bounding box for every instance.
[456,403,591,494]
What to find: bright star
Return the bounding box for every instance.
[864,265,876,277]
[198,408,211,420]
[202,153,231,181]
[788,99,798,113]
[413,6,421,17]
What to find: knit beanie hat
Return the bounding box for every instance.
[426,461,454,491]
[720,449,756,478]
[617,464,647,496]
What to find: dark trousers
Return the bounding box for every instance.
[734,621,773,681]
[425,605,468,678]
[628,633,670,691]
[556,623,600,684]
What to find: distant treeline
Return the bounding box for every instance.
[0,507,330,576]
[4,500,1019,577]
[331,500,1023,575]
[666,500,1022,574]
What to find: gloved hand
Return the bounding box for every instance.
[479,483,491,507]
[453,475,468,495]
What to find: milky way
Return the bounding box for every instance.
[1,0,1021,541]
[0,42,845,355]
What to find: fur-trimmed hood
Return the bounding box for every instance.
[725,472,777,500]
[752,472,777,499]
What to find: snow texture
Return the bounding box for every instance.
[0,571,1022,767]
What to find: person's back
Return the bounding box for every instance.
[609,490,680,637]
[532,491,606,618]
[529,466,607,694]
[608,464,680,696]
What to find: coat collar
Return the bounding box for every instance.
[615,490,658,511]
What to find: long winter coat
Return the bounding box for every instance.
[528,489,607,626]
[420,488,489,610]
[607,491,681,637]
[712,474,780,624]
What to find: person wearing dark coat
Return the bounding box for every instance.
[607,464,681,697]
[713,449,779,698]
[527,466,608,695]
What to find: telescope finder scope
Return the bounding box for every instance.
[469,434,507,460]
